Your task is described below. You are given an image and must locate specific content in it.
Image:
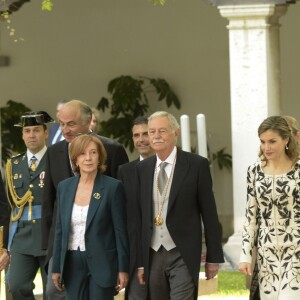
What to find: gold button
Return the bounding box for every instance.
[29,184,34,188]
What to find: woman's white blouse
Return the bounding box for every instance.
[68,203,89,251]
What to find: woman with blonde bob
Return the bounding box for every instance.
[52,134,129,300]
[239,116,300,300]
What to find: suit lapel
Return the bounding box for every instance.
[53,140,73,178]
[86,173,104,230]
[63,177,79,234]
[168,150,189,212]
[143,157,156,222]
[60,141,74,177]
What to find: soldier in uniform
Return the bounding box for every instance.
[4,111,54,300]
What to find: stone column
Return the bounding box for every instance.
[218,4,288,268]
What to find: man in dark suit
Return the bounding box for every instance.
[41,99,129,299]
[118,116,154,300]
[1,111,54,300]
[136,111,224,299]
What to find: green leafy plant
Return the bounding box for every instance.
[1,100,31,164]
[97,75,181,151]
[0,0,54,42]
[212,147,232,171]
[191,146,232,171]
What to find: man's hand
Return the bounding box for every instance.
[238,262,252,276]
[0,249,10,271]
[115,272,129,292]
[137,268,146,285]
[52,272,64,291]
[205,263,220,280]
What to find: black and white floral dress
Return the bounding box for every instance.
[240,161,300,300]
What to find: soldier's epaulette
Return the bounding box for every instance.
[11,153,23,159]
[10,153,26,163]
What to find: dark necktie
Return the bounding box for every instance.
[30,156,37,172]
[158,162,168,194]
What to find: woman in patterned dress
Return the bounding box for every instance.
[248,115,300,300]
[239,116,300,300]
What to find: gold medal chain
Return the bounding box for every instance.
[154,156,176,226]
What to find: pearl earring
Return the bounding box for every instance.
[285,144,288,150]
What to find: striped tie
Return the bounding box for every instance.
[30,156,37,172]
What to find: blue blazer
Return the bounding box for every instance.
[52,172,129,288]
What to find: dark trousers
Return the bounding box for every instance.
[46,257,66,300]
[149,247,195,300]
[63,250,115,300]
[7,252,47,300]
[126,269,147,300]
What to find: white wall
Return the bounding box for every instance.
[1,0,299,238]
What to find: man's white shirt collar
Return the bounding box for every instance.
[27,146,47,166]
[156,146,177,170]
